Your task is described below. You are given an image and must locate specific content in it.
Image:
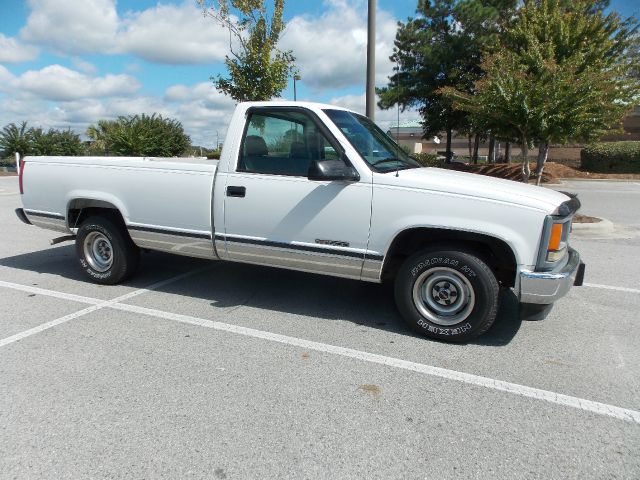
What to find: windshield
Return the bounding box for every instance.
[323,109,421,173]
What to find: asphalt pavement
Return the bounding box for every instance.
[1,175,639,479]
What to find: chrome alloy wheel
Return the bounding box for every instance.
[412,267,475,326]
[83,231,113,272]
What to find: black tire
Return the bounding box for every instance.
[75,215,139,285]
[394,249,499,342]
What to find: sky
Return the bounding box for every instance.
[0,0,638,147]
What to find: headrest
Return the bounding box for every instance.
[245,135,268,156]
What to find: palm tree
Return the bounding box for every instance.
[0,122,32,159]
[86,120,115,154]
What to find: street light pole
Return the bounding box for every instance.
[293,74,301,101]
[366,0,376,120]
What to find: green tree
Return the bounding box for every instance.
[443,0,639,183]
[199,0,295,102]
[377,0,517,160]
[86,114,191,157]
[0,122,32,159]
[86,120,116,155]
[31,128,83,156]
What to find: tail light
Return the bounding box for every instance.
[18,159,25,194]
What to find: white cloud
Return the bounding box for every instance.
[2,0,414,147]
[0,80,236,148]
[165,82,233,107]
[20,0,119,55]
[17,0,399,91]
[280,0,398,90]
[164,82,236,145]
[11,65,141,101]
[0,66,15,85]
[119,2,230,64]
[19,0,230,64]
[0,33,39,63]
[71,58,98,74]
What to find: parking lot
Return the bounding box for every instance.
[1,175,639,479]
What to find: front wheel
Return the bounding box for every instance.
[76,215,139,284]
[394,249,499,342]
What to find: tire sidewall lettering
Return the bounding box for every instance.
[86,224,113,241]
[416,319,473,336]
[411,257,460,277]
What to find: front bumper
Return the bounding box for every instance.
[519,248,585,304]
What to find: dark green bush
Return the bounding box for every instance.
[411,153,443,167]
[86,114,190,157]
[581,142,640,173]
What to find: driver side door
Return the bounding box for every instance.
[219,107,372,280]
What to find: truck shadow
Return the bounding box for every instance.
[0,245,522,346]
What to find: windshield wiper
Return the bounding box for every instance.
[371,157,403,167]
[371,157,419,173]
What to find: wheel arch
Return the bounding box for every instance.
[381,226,519,287]
[66,196,128,230]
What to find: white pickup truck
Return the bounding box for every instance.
[15,101,585,342]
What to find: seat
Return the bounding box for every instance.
[306,132,324,160]
[242,135,268,171]
[244,135,268,156]
[289,141,307,159]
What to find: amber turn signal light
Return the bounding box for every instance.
[548,223,563,251]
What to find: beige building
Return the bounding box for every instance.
[387,120,532,161]
[388,106,640,165]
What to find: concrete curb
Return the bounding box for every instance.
[572,217,614,234]
[559,177,640,183]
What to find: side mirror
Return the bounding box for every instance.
[308,159,359,182]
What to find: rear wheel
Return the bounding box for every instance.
[76,215,139,284]
[394,249,499,342]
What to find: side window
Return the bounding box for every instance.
[238,110,342,176]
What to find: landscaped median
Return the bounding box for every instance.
[571,214,614,235]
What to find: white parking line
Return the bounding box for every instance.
[584,283,640,294]
[0,279,638,424]
[0,301,120,348]
[0,281,103,305]
[0,266,211,348]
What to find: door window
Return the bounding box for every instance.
[238,110,340,176]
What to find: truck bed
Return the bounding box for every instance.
[21,156,218,258]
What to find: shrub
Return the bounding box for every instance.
[581,142,640,173]
[411,153,443,167]
[400,144,412,155]
[86,114,190,157]
[0,122,84,157]
[30,128,83,156]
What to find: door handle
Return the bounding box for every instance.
[226,186,246,198]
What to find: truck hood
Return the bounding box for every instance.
[380,167,569,213]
